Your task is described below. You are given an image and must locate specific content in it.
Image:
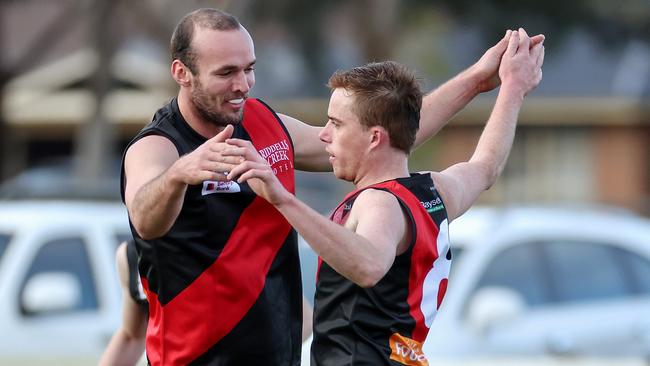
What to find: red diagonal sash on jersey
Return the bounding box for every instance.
[144,198,291,365]
[393,184,440,341]
[367,181,440,342]
[144,98,296,365]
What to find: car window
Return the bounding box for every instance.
[0,233,10,262]
[545,241,632,303]
[617,247,650,295]
[475,242,550,306]
[20,237,98,316]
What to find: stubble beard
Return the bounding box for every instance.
[191,82,244,127]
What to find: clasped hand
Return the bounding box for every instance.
[224,138,292,207]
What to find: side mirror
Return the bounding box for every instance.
[22,272,82,315]
[466,286,526,335]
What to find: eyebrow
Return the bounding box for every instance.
[213,60,256,74]
[327,115,343,123]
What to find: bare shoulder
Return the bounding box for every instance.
[126,135,179,165]
[351,187,410,253]
[124,135,179,179]
[123,135,179,207]
[351,188,403,216]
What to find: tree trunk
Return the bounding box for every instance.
[73,0,117,189]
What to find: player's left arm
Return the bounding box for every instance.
[279,114,331,172]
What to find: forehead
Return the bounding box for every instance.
[328,88,359,122]
[191,27,255,67]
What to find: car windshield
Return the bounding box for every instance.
[0,233,11,263]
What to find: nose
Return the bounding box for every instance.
[232,70,252,94]
[318,122,331,143]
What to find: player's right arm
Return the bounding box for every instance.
[124,135,185,240]
[125,125,239,239]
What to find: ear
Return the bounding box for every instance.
[171,60,192,87]
[368,126,387,150]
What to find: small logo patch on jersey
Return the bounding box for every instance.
[258,139,293,175]
[389,333,429,366]
[202,180,241,195]
[421,197,444,213]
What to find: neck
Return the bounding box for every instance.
[177,90,224,138]
[353,149,410,189]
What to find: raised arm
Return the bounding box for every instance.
[281,30,543,172]
[430,29,545,222]
[124,126,240,239]
[224,139,409,288]
[279,113,331,172]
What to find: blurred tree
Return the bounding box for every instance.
[0,0,83,179]
[2,0,647,182]
[74,0,117,183]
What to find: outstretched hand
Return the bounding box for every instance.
[471,29,544,93]
[225,138,292,207]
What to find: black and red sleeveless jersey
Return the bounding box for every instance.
[120,98,301,365]
[311,173,451,366]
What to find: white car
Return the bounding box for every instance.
[425,205,650,361]
[0,199,314,365]
[0,200,130,365]
[300,205,650,365]
[3,201,650,365]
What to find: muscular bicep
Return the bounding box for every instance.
[279,114,331,172]
[428,161,491,222]
[123,135,179,209]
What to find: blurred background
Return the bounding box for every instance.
[0,0,649,365]
[1,0,649,211]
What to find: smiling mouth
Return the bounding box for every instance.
[228,98,244,104]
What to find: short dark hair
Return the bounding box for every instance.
[328,61,422,153]
[170,8,241,74]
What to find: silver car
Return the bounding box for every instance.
[424,205,650,361]
[300,205,650,365]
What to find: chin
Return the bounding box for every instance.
[225,108,245,124]
[333,170,353,183]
